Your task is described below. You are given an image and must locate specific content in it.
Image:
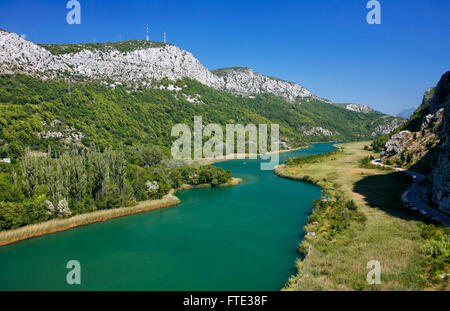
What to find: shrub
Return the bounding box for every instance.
[345,200,358,211]
[298,240,311,256]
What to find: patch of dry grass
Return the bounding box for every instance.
[0,195,180,247]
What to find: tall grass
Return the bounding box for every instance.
[0,195,180,246]
[0,177,243,247]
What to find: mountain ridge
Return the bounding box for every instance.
[397,106,417,119]
[0,29,317,103]
[0,28,404,160]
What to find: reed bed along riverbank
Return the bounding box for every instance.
[0,195,180,247]
[0,178,242,247]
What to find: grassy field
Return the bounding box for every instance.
[276,141,449,291]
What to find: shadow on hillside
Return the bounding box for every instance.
[410,145,438,176]
[353,172,424,222]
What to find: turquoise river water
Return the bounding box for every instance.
[0,142,336,290]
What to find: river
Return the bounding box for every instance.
[0,142,336,290]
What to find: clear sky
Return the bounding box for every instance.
[0,0,449,115]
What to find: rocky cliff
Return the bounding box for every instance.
[0,29,315,103]
[344,103,374,113]
[380,72,449,213]
[212,67,314,102]
[426,72,449,213]
[0,30,69,75]
[380,88,442,165]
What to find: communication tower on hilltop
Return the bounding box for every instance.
[146,24,149,41]
[164,31,166,43]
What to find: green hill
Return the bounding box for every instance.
[0,74,400,159]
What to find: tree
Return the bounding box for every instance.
[20,152,42,197]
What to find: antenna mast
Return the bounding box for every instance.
[164,31,166,43]
[146,24,149,41]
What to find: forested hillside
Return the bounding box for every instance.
[0,74,401,159]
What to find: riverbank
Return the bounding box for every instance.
[0,178,242,247]
[275,141,448,290]
[0,195,180,247]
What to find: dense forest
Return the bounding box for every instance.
[0,144,231,231]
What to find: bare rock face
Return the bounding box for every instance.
[0,30,315,103]
[213,67,315,102]
[381,130,412,157]
[301,126,333,137]
[429,74,450,115]
[378,72,448,213]
[380,83,442,165]
[345,104,374,114]
[422,88,435,109]
[0,30,69,75]
[372,118,404,136]
[426,72,450,213]
[58,45,224,89]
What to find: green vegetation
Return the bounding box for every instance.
[370,135,390,154]
[0,73,404,238]
[0,74,401,160]
[0,194,180,246]
[285,149,340,167]
[359,155,394,171]
[420,224,450,287]
[0,146,231,231]
[276,141,449,290]
[360,155,375,167]
[298,197,368,256]
[38,39,169,55]
[211,67,252,76]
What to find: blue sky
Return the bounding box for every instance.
[0,0,449,115]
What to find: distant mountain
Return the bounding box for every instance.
[396,107,417,119]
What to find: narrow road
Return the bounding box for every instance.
[371,159,450,227]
